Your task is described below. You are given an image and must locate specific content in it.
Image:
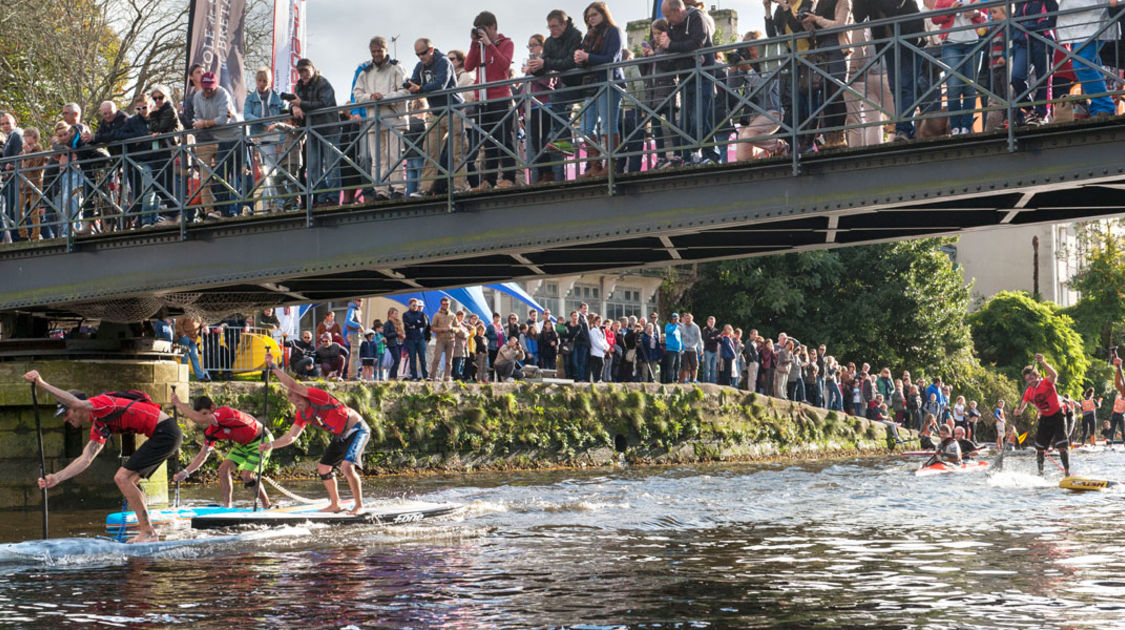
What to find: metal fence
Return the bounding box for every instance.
[196,325,279,377]
[0,0,1121,250]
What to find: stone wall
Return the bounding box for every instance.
[188,380,915,478]
[0,359,188,510]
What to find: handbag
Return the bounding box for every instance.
[560,341,574,355]
[625,348,636,363]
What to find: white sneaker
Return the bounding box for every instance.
[951,127,961,136]
[961,127,972,135]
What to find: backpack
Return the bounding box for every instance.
[99,390,156,424]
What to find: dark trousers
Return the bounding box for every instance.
[662,351,682,384]
[618,109,644,173]
[405,338,427,379]
[386,344,402,379]
[589,355,604,382]
[479,100,515,185]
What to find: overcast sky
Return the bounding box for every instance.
[305,0,768,99]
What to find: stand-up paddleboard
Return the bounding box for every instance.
[915,460,990,476]
[191,500,459,530]
[105,505,247,537]
[1059,476,1120,491]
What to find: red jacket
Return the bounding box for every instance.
[465,33,514,100]
[931,0,987,40]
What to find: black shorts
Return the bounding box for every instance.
[320,421,370,469]
[1035,411,1069,450]
[123,418,183,479]
[361,358,376,367]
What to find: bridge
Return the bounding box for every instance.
[2,2,1124,322]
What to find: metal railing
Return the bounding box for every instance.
[0,0,1121,249]
[195,325,279,377]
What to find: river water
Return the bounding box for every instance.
[2,449,1125,629]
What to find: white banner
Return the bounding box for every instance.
[271,0,306,94]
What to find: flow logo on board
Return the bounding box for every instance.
[393,512,424,524]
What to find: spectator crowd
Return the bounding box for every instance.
[1,0,1123,242]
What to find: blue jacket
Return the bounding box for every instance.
[579,26,625,81]
[359,339,379,360]
[664,323,683,352]
[402,309,428,341]
[720,336,737,360]
[243,89,285,136]
[383,320,402,348]
[410,49,463,108]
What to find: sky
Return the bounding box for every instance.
[304,0,768,100]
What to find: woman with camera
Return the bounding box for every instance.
[573,1,624,178]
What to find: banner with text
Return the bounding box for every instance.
[188,0,248,112]
[271,0,306,95]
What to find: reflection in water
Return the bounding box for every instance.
[2,453,1125,627]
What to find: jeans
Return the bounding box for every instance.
[479,99,516,185]
[702,350,718,384]
[178,335,207,380]
[589,355,605,382]
[680,72,717,161]
[941,42,981,130]
[581,88,622,139]
[852,401,864,417]
[255,141,282,208]
[405,156,424,196]
[1011,37,1052,118]
[826,382,843,411]
[883,42,923,138]
[572,347,589,382]
[405,338,428,379]
[1072,40,1114,115]
[212,141,243,217]
[307,126,341,204]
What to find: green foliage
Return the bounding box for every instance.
[685,239,974,376]
[1063,225,1125,356]
[968,291,1089,396]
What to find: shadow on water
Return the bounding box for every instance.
[3,453,1125,627]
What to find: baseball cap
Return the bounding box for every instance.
[200,72,217,87]
[55,391,88,417]
[364,329,375,336]
[670,312,679,319]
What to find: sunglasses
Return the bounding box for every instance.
[152,94,165,101]
[416,48,432,57]
[137,106,148,111]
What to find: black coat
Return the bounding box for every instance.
[539,19,584,86]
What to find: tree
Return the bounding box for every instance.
[0,0,273,131]
[968,291,1089,396]
[685,238,974,377]
[1063,221,1125,357]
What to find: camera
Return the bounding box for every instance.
[797,9,812,18]
[471,26,482,39]
[726,50,746,65]
[401,81,414,90]
[279,92,297,101]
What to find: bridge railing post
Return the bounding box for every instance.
[1005,2,1016,153]
[790,39,800,176]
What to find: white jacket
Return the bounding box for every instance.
[589,327,610,358]
[1055,0,1120,44]
[351,59,409,127]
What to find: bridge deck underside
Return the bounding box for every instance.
[3,121,1125,320]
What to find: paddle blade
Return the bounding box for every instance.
[1018,432,1028,445]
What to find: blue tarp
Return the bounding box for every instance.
[381,283,548,322]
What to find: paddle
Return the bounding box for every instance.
[254,367,268,512]
[171,407,180,509]
[30,383,48,540]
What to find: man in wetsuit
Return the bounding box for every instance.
[170,392,273,508]
[1013,354,1070,476]
[23,370,183,543]
[261,352,370,514]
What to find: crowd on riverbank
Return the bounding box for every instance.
[2,0,1123,242]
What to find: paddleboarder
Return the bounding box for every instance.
[1111,357,1125,441]
[23,370,182,543]
[1013,354,1070,476]
[260,352,370,515]
[169,392,273,509]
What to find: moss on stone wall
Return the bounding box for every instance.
[188,380,914,479]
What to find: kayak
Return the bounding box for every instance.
[915,460,991,476]
[902,445,991,457]
[1059,476,1120,491]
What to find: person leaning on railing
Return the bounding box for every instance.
[531,9,585,182]
[292,58,341,207]
[144,84,184,226]
[174,314,210,382]
[729,31,789,159]
[852,0,928,141]
[191,72,242,219]
[802,0,854,148]
[465,11,517,191]
[243,68,287,213]
[1,112,24,244]
[1056,0,1120,119]
[574,2,625,179]
[661,0,716,163]
[351,36,410,201]
[406,38,470,197]
[16,127,46,242]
